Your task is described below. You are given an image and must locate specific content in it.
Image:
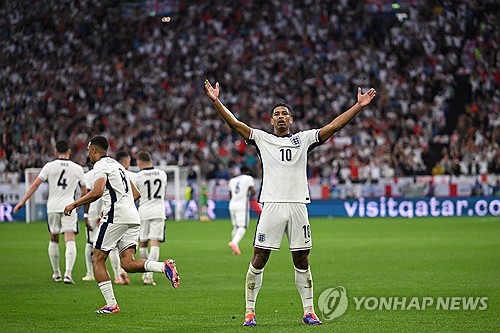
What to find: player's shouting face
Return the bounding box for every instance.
[271,105,293,136]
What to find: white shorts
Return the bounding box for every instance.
[253,202,312,251]
[85,216,100,244]
[229,209,250,228]
[139,218,166,242]
[94,223,139,253]
[47,212,78,234]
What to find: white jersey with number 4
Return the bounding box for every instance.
[248,128,321,203]
[135,167,167,220]
[38,159,86,213]
[228,174,255,211]
[92,156,140,225]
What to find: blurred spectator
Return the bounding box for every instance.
[491,180,500,197]
[471,180,484,196]
[0,0,498,182]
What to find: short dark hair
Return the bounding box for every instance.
[271,103,292,116]
[115,150,130,163]
[89,135,108,152]
[137,150,152,163]
[240,165,250,174]
[55,140,69,153]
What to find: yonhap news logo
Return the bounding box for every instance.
[318,286,348,320]
[318,286,488,321]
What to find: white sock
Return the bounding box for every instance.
[149,246,160,261]
[84,243,94,277]
[295,266,314,313]
[147,247,160,280]
[144,259,164,273]
[231,226,237,239]
[64,240,76,278]
[48,241,60,275]
[245,263,263,310]
[139,246,148,260]
[98,280,117,307]
[109,249,121,278]
[231,227,246,245]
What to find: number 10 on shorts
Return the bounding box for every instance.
[302,225,311,243]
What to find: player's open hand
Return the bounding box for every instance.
[357,87,377,107]
[13,203,22,214]
[204,79,219,102]
[63,204,74,216]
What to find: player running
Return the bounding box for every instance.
[64,136,180,314]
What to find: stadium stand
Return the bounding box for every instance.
[0,0,498,184]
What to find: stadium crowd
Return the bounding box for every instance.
[0,0,498,183]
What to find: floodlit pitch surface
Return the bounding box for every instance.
[0,216,498,332]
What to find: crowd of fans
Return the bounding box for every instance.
[0,0,498,184]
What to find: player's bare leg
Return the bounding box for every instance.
[244,247,271,326]
[292,250,321,325]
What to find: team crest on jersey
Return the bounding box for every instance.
[257,233,266,243]
[290,135,301,146]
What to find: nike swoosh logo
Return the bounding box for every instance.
[305,240,310,244]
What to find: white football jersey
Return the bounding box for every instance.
[92,156,140,224]
[228,174,255,211]
[125,169,137,184]
[248,128,321,203]
[84,170,103,220]
[135,167,167,220]
[38,159,86,213]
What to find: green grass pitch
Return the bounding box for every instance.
[0,216,499,332]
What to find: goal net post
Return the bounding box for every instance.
[25,168,47,223]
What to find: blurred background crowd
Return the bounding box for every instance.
[1,0,498,183]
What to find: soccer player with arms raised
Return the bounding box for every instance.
[205,79,376,326]
[64,136,180,314]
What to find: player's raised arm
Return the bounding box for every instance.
[204,79,252,141]
[318,87,376,143]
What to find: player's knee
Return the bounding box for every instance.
[119,248,136,271]
[292,251,309,270]
[92,252,106,267]
[252,249,270,269]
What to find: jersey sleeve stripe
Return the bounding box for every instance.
[307,130,323,154]
[95,221,109,250]
[105,180,117,223]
